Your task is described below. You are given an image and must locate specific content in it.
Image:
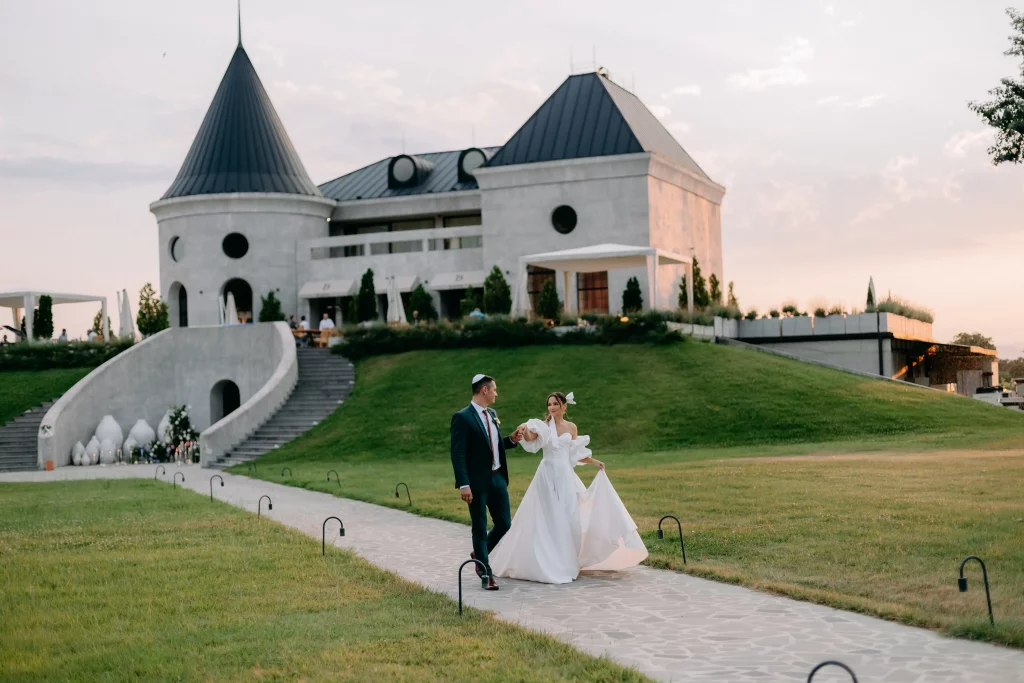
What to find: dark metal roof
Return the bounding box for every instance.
[485,72,710,181]
[319,147,501,201]
[161,45,322,200]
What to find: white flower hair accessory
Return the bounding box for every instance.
[565,392,576,405]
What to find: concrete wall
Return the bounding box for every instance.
[755,338,893,376]
[37,323,296,468]
[151,193,336,327]
[738,313,934,342]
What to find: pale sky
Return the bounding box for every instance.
[1,1,1022,352]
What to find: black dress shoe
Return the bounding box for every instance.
[485,576,499,591]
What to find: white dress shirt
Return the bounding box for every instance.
[319,317,335,331]
[458,402,500,490]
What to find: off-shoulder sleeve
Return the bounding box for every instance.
[520,418,550,453]
[571,435,592,466]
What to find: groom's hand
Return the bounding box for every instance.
[460,487,473,504]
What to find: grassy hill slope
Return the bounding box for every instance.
[0,369,90,426]
[261,342,1024,464]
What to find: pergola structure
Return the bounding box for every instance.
[511,243,693,317]
[0,291,108,342]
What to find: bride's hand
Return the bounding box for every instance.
[593,459,605,470]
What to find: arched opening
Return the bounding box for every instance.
[221,278,253,324]
[210,380,241,424]
[168,282,188,328]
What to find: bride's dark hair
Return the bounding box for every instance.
[543,392,569,422]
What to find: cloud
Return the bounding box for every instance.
[944,129,993,158]
[662,85,701,98]
[648,105,671,119]
[824,4,836,16]
[729,38,812,91]
[817,93,884,109]
[850,200,894,225]
[0,156,173,185]
[667,121,690,134]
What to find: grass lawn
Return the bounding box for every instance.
[236,344,1024,648]
[0,368,90,426]
[0,480,646,682]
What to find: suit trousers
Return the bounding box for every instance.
[468,470,511,577]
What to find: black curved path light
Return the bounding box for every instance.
[458,559,490,615]
[958,555,994,626]
[807,661,858,682]
[209,474,224,502]
[155,465,166,479]
[173,472,185,489]
[327,470,340,487]
[281,467,292,478]
[395,482,411,505]
[258,495,272,518]
[322,516,346,556]
[657,515,686,564]
[247,462,257,475]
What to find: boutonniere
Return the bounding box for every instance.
[488,410,501,426]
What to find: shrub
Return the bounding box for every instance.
[727,281,738,308]
[137,283,169,337]
[536,279,561,319]
[692,258,710,308]
[744,309,758,321]
[876,296,934,323]
[483,266,512,315]
[409,285,438,322]
[769,309,780,318]
[782,304,799,317]
[258,291,285,322]
[707,303,742,320]
[0,339,134,372]
[709,274,722,305]
[356,269,377,322]
[678,275,688,309]
[335,312,685,360]
[621,276,643,314]
[346,299,358,325]
[92,309,112,337]
[32,295,54,340]
[813,307,827,318]
[827,304,846,316]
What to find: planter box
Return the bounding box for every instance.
[761,318,782,337]
[845,313,878,334]
[738,319,763,338]
[713,317,739,339]
[825,315,847,336]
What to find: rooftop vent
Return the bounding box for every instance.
[388,154,435,189]
[457,147,493,183]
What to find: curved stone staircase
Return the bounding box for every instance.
[209,348,354,469]
[0,402,52,472]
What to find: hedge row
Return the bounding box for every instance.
[334,314,689,361]
[0,340,134,372]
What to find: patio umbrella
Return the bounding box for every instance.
[225,292,238,325]
[387,276,407,324]
[121,289,136,340]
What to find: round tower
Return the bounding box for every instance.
[150,39,335,327]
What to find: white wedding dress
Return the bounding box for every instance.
[488,418,648,584]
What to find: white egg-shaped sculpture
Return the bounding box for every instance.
[157,410,173,444]
[85,436,101,465]
[95,415,124,448]
[71,441,86,466]
[99,438,117,464]
[128,419,156,449]
[122,435,139,461]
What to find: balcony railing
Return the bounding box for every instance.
[299,225,483,261]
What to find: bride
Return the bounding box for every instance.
[488,391,648,584]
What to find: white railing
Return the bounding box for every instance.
[298,225,483,261]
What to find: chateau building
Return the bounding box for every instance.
[150,36,725,326]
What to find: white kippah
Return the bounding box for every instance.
[472,374,486,384]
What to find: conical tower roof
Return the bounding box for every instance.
[161,45,322,199]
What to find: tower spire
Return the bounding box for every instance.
[237,0,242,46]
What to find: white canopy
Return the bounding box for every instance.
[429,270,486,290]
[511,243,692,317]
[0,290,109,342]
[299,279,356,298]
[373,275,418,293]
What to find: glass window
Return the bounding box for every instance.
[459,236,482,249]
[391,240,424,254]
[391,218,434,232]
[528,266,556,312]
[370,242,389,256]
[577,271,609,314]
[443,214,482,228]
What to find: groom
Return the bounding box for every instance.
[450,374,523,590]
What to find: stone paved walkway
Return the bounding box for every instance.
[4,464,1023,683]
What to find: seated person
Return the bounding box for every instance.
[58,329,68,342]
[318,313,336,331]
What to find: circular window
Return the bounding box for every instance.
[392,156,415,183]
[169,236,183,262]
[551,205,577,234]
[222,233,249,259]
[461,149,486,176]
